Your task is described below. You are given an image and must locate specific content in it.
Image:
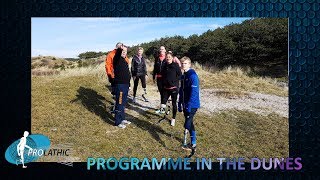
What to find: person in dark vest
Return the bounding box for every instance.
[156,52,182,126]
[131,47,148,103]
[113,45,132,129]
[153,46,167,112]
[178,56,200,151]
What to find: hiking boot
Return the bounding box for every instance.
[170,119,175,126]
[117,124,126,129]
[155,108,165,114]
[121,120,131,125]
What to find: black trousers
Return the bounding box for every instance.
[156,77,164,103]
[133,75,146,97]
[162,89,178,119]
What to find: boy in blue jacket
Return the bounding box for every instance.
[178,56,200,151]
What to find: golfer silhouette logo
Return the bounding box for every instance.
[16,131,33,168]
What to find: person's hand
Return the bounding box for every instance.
[108,75,114,84]
[178,102,182,112]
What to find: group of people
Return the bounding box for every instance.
[105,42,200,151]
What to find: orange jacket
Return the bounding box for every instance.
[105,49,129,78]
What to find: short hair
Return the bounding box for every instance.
[138,47,144,51]
[115,42,123,48]
[180,56,191,64]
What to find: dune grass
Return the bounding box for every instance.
[32,69,288,161]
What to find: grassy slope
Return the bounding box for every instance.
[32,73,288,161]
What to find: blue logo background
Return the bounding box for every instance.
[5,134,51,165]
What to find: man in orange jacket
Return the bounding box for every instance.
[105,42,130,94]
[105,42,130,113]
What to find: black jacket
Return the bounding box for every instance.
[163,62,182,89]
[131,55,147,76]
[153,57,167,80]
[113,48,131,84]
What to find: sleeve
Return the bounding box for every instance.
[153,59,157,80]
[186,74,199,112]
[113,48,122,66]
[176,64,182,78]
[106,52,114,77]
[174,56,181,67]
[178,76,183,104]
[131,57,135,76]
[143,58,147,75]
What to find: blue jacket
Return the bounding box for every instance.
[179,69,200,112]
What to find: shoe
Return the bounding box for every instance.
[132,97,136,103]
[117,124,126,129]
[182,143,196,151]
[155,108,165,114]
[121,120,131,125]
[170,119,175,126]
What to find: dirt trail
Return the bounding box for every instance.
[127,86,288,118]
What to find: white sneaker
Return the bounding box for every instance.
[121,120,131,125]
[155,108,165,114]
[171,119,175,126]
[117,124,126,129]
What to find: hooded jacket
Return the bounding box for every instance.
[178,69,200,112]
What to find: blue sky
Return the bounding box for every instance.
[32,18,250,58]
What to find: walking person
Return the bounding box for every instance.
[131,47,148,103]
[113,45,132,129]
[178,56,200,151]
[156,52,182,126]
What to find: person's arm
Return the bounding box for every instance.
[131,57,135,76]
[106,50,115,81]
[153,59,157,81]
[178,75,184,112]
[143,57,147,76]
[186,74,199,113]
[17,139,22,155]
[176,64,182,79]
[113,48,122,67]
[25,144,32,150]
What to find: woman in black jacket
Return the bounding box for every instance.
[131,47,148,103]
[155,52,182,126]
